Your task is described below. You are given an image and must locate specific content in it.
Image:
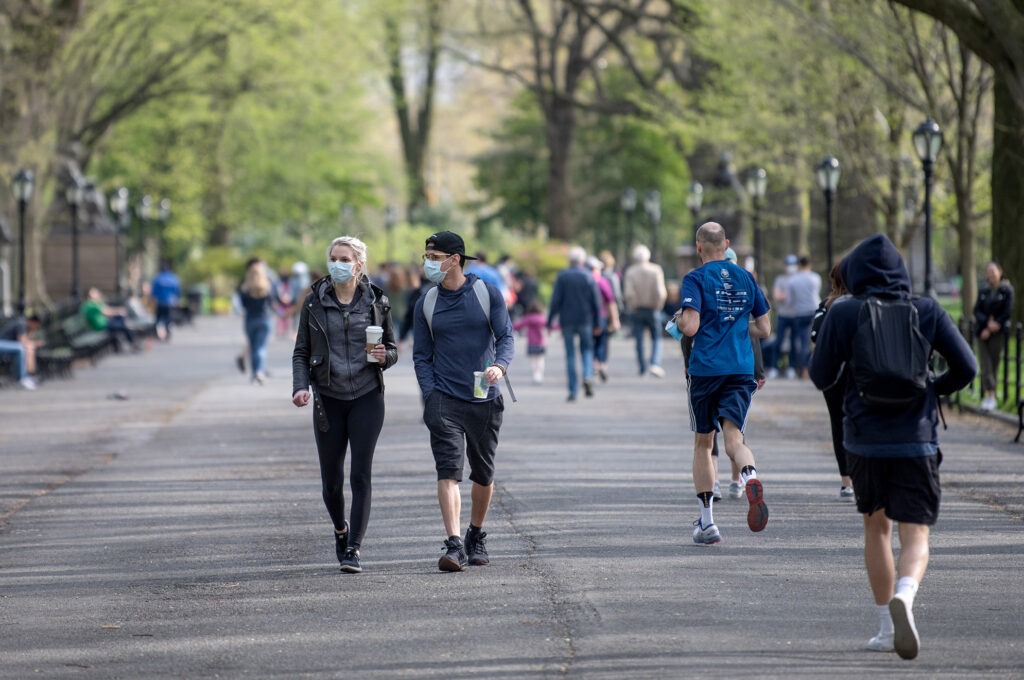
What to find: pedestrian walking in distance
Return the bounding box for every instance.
[547,246,601,401]
[291,236,398,574]
[412,230,514,572]
[810,234,976,659]
[671,223,771,545]
[623,244,668,377]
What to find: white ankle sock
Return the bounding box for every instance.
[698,500,714,527]
[740,467,757,484]
[877,604,894,634]
[896,577,919,607]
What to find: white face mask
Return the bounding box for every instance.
[328,261,355,284]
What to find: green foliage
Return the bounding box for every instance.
[471,84,690,265]
[86,0,387,276]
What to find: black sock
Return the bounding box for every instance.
[697,492,714,508]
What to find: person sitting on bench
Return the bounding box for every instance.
[81,287,137,352]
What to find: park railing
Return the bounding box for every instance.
[954,318,1023,411]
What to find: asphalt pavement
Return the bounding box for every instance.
[1,314,1022,679]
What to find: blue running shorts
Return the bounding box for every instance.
[686,374,758,434]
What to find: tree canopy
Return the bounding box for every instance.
[0,0,1015,319]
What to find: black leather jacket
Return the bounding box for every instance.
[292,276,398,402]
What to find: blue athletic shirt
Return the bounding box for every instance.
[680,259,770,377]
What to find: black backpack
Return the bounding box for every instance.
[851,297,931,409]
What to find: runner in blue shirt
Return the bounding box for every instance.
[672,222,771,545]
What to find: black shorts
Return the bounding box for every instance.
[423,391,504,485]
[847,451,942,525]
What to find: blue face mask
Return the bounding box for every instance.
[423,258,450,284]
[328,261,355,284]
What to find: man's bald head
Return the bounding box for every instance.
[696,222,728,261]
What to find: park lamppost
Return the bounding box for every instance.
[686,181,704,237]
[644,189,662,263]
[12,169,35,314]
[157,198,171,259]
[620,187,637,263]
[912,118,943,296]
[109,187,129,297]
[815,156,841,269]
[138,195,153,292]
[66,181,85,302]
[745,167,767,274]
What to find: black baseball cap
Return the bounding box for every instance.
[425,231,477,259]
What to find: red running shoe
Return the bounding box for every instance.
[745,479,769,532]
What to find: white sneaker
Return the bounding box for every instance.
[889,593,920,660]
[785,367,796,380]
[648,365,665,378]
[866,632,894,652]
[728,481,745,500]
[692,519,722,545]
[19,376,37,390]
[980,396,996,412]
[712,481,722,501]
[839,486,855,502]
[766,368,779,380]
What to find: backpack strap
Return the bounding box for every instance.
[472,278,494,336]
[422,286,440,336]
[422,279,491,337]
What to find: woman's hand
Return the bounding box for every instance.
[370,343,387,362]
[293,389,311,407]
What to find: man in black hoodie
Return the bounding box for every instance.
[810,234,975,660]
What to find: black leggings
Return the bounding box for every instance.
[313,390,385,550]
[823,382,849,477]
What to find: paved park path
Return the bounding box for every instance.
[1,314,1022,678]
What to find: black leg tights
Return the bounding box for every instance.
[313,390,385,550]
[823,383,848,478]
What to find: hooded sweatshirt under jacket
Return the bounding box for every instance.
[809,234,976,458]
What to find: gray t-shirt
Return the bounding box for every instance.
[785,270,822,316]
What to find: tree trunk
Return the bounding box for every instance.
[545,100,576,241]
[992,74,1024,323]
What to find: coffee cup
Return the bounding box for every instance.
[366,325,384,362]
[473,371,489,398]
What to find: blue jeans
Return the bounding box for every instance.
[774,315,796,370]
[562,323,595,397]
[245,317,272,377]
[631,308,662,374]
[790,314,814,374]
[593,317,610,364]
[0,340,26,379]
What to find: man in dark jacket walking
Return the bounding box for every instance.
[810,234,976,660]
[547,246,601,401]
[413,231,514,572]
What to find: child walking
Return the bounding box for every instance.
[514,301,548,384]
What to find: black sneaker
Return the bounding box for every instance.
[465,527,489,566]
[334,523,349,564]
[340,548,362,573]
[438,536,467,572]
[583,380,594,397]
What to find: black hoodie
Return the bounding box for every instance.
[809,234,976,457]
